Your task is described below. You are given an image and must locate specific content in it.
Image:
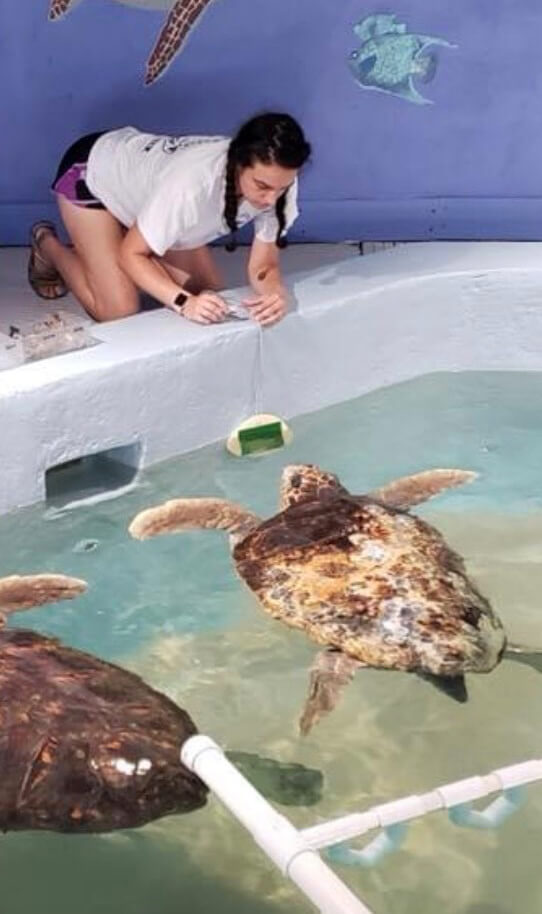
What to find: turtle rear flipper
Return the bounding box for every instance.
[129,497,261,547]
[417,671,468,703]
[504,644,542,675]
[226,751,323,807]
[0,574,87,624]
[368,469,477,511]
[299,649,362,736]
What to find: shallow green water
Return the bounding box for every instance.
[2,371,542,914]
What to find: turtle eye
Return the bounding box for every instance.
[290,474,302,489]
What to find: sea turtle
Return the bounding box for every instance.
[129,464,541,735]
[48,0,216,85]
[0,573,208,832]
[348,13,455,105]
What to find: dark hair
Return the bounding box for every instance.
[223,112,311,252]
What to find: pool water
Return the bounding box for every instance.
[1,370,542,914]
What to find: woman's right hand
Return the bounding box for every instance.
[177,291,228,324]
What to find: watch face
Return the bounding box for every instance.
[174,292,188,307]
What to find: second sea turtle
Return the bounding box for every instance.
[129,464,541,734]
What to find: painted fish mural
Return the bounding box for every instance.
[349,13,455,105]
[48,0,217,85]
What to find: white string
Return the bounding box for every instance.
[249,323,264,416]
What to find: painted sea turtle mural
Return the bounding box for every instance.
[48,0,216,85]
[348,13,456,105]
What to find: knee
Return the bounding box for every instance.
[91,294,140,322]
[85,265,140,321]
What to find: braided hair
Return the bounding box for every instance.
[223,112,311,253]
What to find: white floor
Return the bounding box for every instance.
[0,243,359,337]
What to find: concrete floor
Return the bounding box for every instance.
[0,242,360,339]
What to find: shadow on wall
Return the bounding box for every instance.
[290,242,472,292]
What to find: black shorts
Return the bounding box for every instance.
[51,132,106,209]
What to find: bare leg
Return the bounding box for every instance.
[33,197,139,322]
[161,246,225,294]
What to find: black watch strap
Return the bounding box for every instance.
[174,291,188,309]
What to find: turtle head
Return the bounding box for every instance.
[279,464,348,510]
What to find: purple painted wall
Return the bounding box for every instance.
[2,0,542,244]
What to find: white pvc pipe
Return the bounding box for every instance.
[181,735,373,914]
[301,759,542,850]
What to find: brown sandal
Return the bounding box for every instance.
[28,221,68,300]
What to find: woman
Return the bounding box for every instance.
[28,112,311,326]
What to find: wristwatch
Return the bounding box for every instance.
[173,290,188,314]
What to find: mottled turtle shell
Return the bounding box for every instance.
[0,627,207,833]
[233,493,506,677]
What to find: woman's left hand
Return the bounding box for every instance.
[243,289,288,327]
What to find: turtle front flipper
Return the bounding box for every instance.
[504,644,542,676]
[417,671,468,703]
[299,649,362,736]
[49,0,83,21]
[226,751,323,807]
[0,574,87,625]
[129,497,261,547]
[145,0,215,86]
[367,468,477,510]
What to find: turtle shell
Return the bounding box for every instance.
[233,494,506,677]
[0,628,207,833]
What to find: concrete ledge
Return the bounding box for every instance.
[3,241,542,514]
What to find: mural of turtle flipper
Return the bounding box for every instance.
[49,0,82,18]
[349,13,456,105]
[145,0,215,84]
[48,0,216,85]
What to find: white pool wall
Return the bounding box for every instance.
[3,241,542,515]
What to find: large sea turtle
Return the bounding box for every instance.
[129,464,541,735]
[0,573,208,833]
[0,573,323,832]
[48,0,216,85]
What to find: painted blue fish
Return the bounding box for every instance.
[348,13,456,105]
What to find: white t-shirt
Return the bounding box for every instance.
[86,127,299,255]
